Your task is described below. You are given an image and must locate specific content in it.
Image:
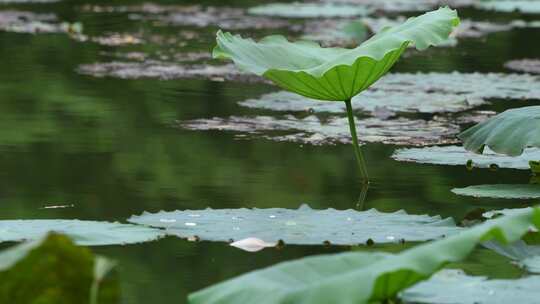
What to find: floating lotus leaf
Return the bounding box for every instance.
[0,233,118,303]
[128,206,461,246]
[452,184,540,199]
[476,1,540,14]
[240,90,486,114]
[459,106,540,156]
[0,219,165,246]
[401,269,540,304]
[188,207,540,304]
[505,59,540,74]
[213,7,459,101]
[392,145,540,169]
[248,3,372,18]
[179,115,460,146]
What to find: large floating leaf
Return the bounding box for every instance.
[128,206,461,246]
[0,233,119,304]
[248,3,372,18]
[0,219,165,246]
[505,59,540,74]
[188,207,540,304]
[452,184,540,199]
[392,145,540,169]
[179,115,459,146]
[401,269,540,304]
[476,1,540,14]
[459,106,540,156]
[240,90,486,114]
[213,7,459,101]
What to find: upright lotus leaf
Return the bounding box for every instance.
[0,232,119,304]
[459,106,540,156]
[214,7,459,101]
[188,207,540,304]
[213,7,459,182]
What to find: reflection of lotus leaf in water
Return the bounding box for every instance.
[452,184,540,199]
[128,206,462,246]
[392,145,540,169]
[179,115,460,146]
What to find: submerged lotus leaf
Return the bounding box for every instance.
[505,59,540,74]
[179,115,459,146]
[476,1,540,14]
[248,3,372,18]
[452,184,540,199]
[392,145,540,169]
[401,269,540,304]
[0,219,165,246]
[128,206,461,245]
[459,106,540,156]
[240,90,485,114]
[213,7,459,101]
[189,207,540,304]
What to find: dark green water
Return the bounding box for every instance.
[0,1,538,303]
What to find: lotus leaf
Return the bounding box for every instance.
[0,233,118,304]
[459,106,540,156]
[128,206,461,246]
[189,207,540,304]
[248,3,372,18]
[452,184,540,199]
[392,145,540,169]
[213,7,459,101]
[401,269,540,304]
[0,219,165,246]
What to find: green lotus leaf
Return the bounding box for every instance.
[0,219,165,246]
[0,232,119,304]
[188,207,540,304]
[392,145,540,169]
[401,269,540,304]
[452,184,540,199]
[128,206,461,246]
[248,3,372,18]
[459,106,540,156]
[213,7,459,101]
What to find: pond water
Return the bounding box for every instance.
[0,0,539,303]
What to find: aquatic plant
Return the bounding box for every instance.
[189,206,540,304]
[212,7,460,182]
[0,233,118,304]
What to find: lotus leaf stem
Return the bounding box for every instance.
[345,98,369,184]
